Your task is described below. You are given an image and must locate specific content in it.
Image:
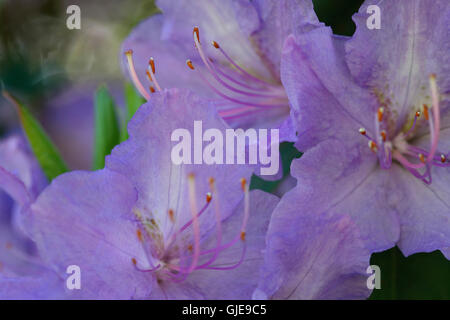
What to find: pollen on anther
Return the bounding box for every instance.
[208,177,215,185]
[168,209,175,223]
[132,258,137,265]
[368,140,378,152]
[419,153,425,163]
[136,229,143,242]
[377,107,385,122]
[380,130,387,142]
[212,41,220,49]
[240,178,247,191]
[359,128,366,136]
[193,27,200,43]
[149,86,156,93]
[423,104,429,120]
[240,231,246,241]
[441,154,447,163]
[125,49,133,56]
[415,111,421,118]
[206,192,212,203]
[186,59,195,70]
[149,58,156,74]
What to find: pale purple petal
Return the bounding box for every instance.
[287,139,400,253]
[250,0,319,78]
[255,187,371,299]
[345,0,450,125]
[106,89,256,241]
[28,169,154,299]
[161,191,279,299]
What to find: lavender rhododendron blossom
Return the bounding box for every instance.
[121,0,319,141]
[280,1,450,256]
[2,89,279,299]
[0,135,46,276]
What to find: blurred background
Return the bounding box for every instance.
[0,0,448,299]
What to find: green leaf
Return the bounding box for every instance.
[369,247,450,299]
[120,82,145,141]
[93,85,120,170]
[3,91,68,181]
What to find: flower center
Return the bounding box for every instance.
[123,27,290,122]
[358,74,448,184]
[130,174,250,283]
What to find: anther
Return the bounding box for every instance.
[419,153,425,163]
[416,111,421,118]
[377,107,385,122]
[168,209,175,223]
[240,231,246,241]
[149,58,156,74]
[150,86,155,93]
[136,229,143,242]
[441,154,447,163]
[186,59,195,70]
[132,258,137,265]
[359,128,367,136]
[206,192,212,203]
[193,27,200,43]
[380,130,387,142]
[212,41,220,49]
[240,178,247,191]
[423,104,429,121]
[368,141,378,152]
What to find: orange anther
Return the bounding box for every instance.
[359,128,366,136]
[240,231,246,241]
[377,107,384,122]
[380,130,387,142]
[168,209,175,223]
[136,229,143,242]
[212,41,220,49]
[193,27,200,43]
[423,105,429,120]
[186,59,195,70]
[206,192,212,203]
[149,58,156,74]
[419,153,425,163]
[240,178,247,191]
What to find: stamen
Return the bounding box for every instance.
[423,104,429,121]
[147,58,162,92]
[186,59,195,70]
[359,128,367,136]
[377,107,384,122]
[131,258,160,273]
[124,50,151,100]
[184,173,201,274]
[380,130,387,142]
[369,140,378,153]
[168,209,175,223]
[419,153,425,163]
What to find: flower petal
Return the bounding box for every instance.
[345,0,450,123]
[255,188,372,299]
[106,89,255,243]
[28,169,153,299]
[250,0,319,78]
[281,29,376,151]
[157,190,279,299]
[286,139,400,253]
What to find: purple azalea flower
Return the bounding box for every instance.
[280,1,450,256]
[2,89,279,299]
[0,135,46,276]
[120,0,320,141]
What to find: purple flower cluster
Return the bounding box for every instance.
[0,0,447,299]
